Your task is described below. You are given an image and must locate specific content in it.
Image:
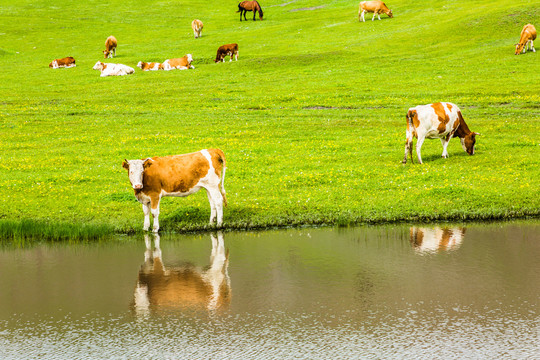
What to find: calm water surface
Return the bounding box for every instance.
[1,222,539,359]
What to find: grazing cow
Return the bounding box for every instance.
[92,61,135,77]
[192,19,204,38]
[160,54,194,70]
[237,1,263,21]
[515,24,536,55]
[214,43,239,63]
[403,102,480,164]
[49,56,76,69]
[137,61,161,71]
[133,232,231,315]
[103,35,117,58]
[122,149,227,232]
[358,1,393,22]
[410,227,466,254]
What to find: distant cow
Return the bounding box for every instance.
[92,61,134,77]
[49,57,76,68]
[214,43,239,63]
[515,24,536,55]
[160,54,194,70]
[359,1,393,22]
[137,61,161,71]
[192,19,204,38]
[103,35,117,58]
[133,232,231,315]
[403,102,480,164]
[410,227,466,254]
[122,149,227,232]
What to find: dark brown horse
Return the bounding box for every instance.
[237,1,263,21]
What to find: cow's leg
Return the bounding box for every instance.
[207,190,217,224]
[207,187,224,227]
[142,203,151,231]
[440,138,450,158]
[372,12,376,21]
[377,12,382,20]
[416,136,425,164]
[150,196,161,233]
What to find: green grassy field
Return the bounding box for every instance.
[0,0,539,238]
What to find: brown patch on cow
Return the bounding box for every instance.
[410,228,424,247]
[102,63,108,70]
[407,109,420,129]
[431,102,450,134]
[446,103,453,112]
[167,57,190,68]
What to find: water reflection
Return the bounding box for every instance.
[133,232,230,315]
[409,226,466,254]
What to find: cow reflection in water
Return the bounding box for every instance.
[133,232,230,315]
[410,227,466,254]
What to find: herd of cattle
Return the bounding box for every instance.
[45,1,535,231]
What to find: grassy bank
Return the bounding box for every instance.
[0,0,539,238]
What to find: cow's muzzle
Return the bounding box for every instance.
[133,184,143,190]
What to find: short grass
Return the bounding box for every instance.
[0,0,539,237]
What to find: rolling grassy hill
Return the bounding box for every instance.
[0,0,538,237]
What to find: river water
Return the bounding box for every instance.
[1,222,539,359]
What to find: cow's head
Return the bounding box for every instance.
[103,50,110,58]
[515,43,525,55]
[461,132,480,155]
[186,54,193,64]
[92,61,104,71]
[49,60,55,68]
[136,61,144,69]
[123,158,153,190]
[387,9,393,18]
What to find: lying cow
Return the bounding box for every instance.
[137,61,161,71]
[133,232,230,315]
[515,24,536,55]
[103,35,117,58]
[160,54,194,70]
[122,149,227,232]
[49,56,76,69]
[192,19,204,38]
[358,1,393,22]
[93,61,135,77]
[214,43,239,63]
[403,102,480,164]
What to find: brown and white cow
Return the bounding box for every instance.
[122,149,227,232]
[103,35,117,58]
[93,61,134,77]
[137,61,161,71]
[515,24,536,55]
[49,56,76,69]
[160,54,194,70]
[410,226,466,254]
[192,19,204,38]
[214,43,239,63]
[358,1,393,22]
[133,232,230,315]
[403,102,480,164]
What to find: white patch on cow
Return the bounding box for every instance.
[127,159,145,189]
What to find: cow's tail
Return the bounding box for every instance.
[406,110,416,164]
[217,149,228,207]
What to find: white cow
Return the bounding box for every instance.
[92,61,135,77]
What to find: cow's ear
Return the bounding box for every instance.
[143,158,154,168]
[122,159,129,170]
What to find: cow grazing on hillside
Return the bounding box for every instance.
[160,54,194,70]
[410,227,466,254]
[133,232,231,315]
[49,56,76,69]
[93,61,134,77]
[122,149,227,232]
[103,35,117,58]
[358,1,393,22]
[515,24,536,55]
[403,102,480,164]
[192,19,204,38]
[214,43,239,63]
[237,1,263,21]
[137,61,161,71]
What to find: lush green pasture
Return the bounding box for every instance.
[0,0,538,238]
